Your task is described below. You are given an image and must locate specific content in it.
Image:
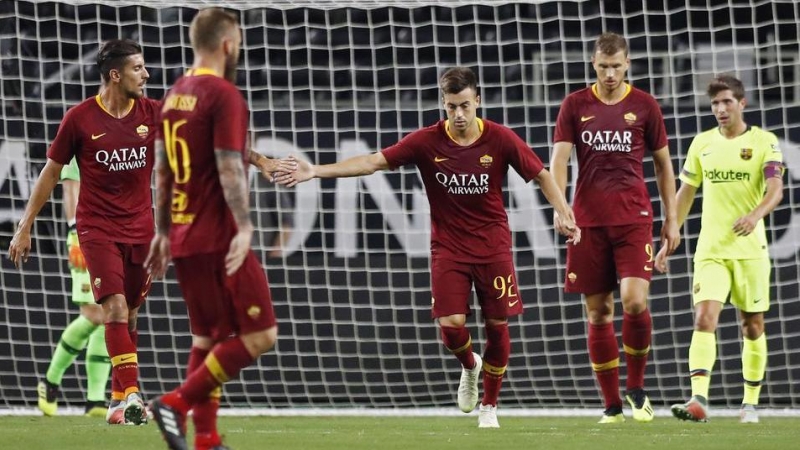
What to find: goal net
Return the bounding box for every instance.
[1,0,799,412]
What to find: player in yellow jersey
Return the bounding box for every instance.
[655,74,784,424]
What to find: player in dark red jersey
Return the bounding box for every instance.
[9,38,159,426]
[550,32,680,423]
[144,8,295,450]
[274,66,579,428]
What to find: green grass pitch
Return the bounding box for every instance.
[1,415,799,450]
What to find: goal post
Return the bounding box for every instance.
[1,0,799,412]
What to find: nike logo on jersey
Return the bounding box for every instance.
[120,355,135,362]
[508,299,519,308]
[644,266,653,272]
[754,298,763,303]
[702,152,712,157]
[434,156,449,162]
[580,116,595,122]
[91,133,106,140]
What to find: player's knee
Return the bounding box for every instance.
[585,303,612,324]
[621,296,647,315]
[692,300,722,332]
[192,335,214,350]
[438,314,467,328]
[741,318,764,340]
[100,294,129,322]
[242,326,277,356]
[80,304,105,325]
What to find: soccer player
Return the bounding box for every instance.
[37,157,111,418]
[9,39,160,425]
[656,75,784,424]
[274,66,580,428]
[549,32,680,423]
[144,9,294,450]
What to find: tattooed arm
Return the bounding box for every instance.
[154,141,173,236]
[145,139,174,278]
[216,149,254,275]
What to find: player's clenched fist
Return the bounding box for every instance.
[67,226,87,271]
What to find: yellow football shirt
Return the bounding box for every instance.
[679,126,783,260]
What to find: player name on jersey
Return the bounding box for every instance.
[163,94,198,112]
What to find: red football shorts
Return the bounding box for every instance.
[81,240,151,308]
[173,250,276,341]
[430,256,524,320]
[564,222,654,294]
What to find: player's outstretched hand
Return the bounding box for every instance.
[554,209,581,245]
[145,234,171,279]
[8,226,32,269]
[255,155,298,182]
[660,217,681,255]
[273,157,314,188]
[654,245,669,273]
[225,226,253,276]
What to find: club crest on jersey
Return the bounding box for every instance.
[624,112,637,125]
[136,124,149,138]
[480,154,493,168]
[94,278,102,289]
[247,305,262,319]
[740,148,753,160]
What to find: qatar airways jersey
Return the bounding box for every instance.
[553,83,668,227]
[158,68,249,258]
[47,95,161,244]
[382,119,544,263]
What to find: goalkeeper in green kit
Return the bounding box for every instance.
[37,157,111,417]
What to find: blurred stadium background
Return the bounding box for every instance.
[1,0,798,415]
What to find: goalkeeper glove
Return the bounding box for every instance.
[66,225,87,271]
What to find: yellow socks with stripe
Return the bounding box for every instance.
[742,333,767,405]
[689,330,716,399]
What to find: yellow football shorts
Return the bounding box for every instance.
[691,258,771,313]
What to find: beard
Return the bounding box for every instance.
[126,85,144,99]
[224,55,238,83]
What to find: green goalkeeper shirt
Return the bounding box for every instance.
[60,156,80,181]
[679,126,783,260]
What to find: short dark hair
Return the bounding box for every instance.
[190,8,239,53]
[707,74,746,100]
[593,32,628,57]
[96,39,142,82]
[439,67,479,96]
